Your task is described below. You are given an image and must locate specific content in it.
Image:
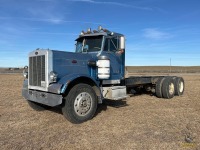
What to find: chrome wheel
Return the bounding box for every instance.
[174,77,184,96]
[162,77,175,99]
[179,81,184,93]
[62,83,97,124]
[169,83,175,95]
[74,92,92,116]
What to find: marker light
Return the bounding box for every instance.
[103,29,108,32]
[80,31,84,35]
[23,71,28,78]
[98,26,103,31]
[23,66,28,79]
[87,28,91,33]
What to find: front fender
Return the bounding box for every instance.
[58,74,99,94]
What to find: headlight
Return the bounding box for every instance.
[23,66,28,79]
[23,71,28,78]
[49,71,58,83]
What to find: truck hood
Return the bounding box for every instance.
[52,50,98,80]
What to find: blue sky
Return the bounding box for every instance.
[0,0,199,67]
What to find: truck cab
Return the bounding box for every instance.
[75,27,125,80]
[22,26,185,124]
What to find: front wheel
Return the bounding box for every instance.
[62,84,97,124]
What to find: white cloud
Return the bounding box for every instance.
[27,4,65,24]
[67,0,153,10]
[0,16,105,25]
[143,28,173,40]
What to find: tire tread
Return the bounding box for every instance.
[62,83,97,124]
[162,77,175,99]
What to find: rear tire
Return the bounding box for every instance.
[27,100,49,111]
[62,84,97,124]
[155,77,165,98]
[162,77,175,99]
[174,77,184,96]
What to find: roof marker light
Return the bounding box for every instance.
[87,28,91,33]
[103,29,108,32]
[98,26,103,31]
[80,31,84,35]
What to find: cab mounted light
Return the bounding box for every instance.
[80,31,84,35]
[103,29,108,32]
[98,25,103,31]
[110,32,114,36]
[80,30,86,36]
[87,28,92,34]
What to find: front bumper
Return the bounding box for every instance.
[22,88,63,107]
[22,79,63,107]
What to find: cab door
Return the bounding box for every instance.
[102,36,125,80]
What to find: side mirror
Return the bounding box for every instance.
[119,36,125,50]
[24,66,28,69]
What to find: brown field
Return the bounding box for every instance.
[0,74,200,150]
[126,66,200,73]
[1,66,200,74]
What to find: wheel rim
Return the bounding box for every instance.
[74,92,92,116]
[169,83,175,95]
[179,81,184,93]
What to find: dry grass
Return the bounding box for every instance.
[126,66,200,73]
[0,74,200,150]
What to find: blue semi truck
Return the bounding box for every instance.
[22,26,185,123]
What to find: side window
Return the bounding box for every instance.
[76,42,83,53]
[110,37,118,51]
[104,37,119,52]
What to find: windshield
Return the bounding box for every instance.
[75,36,103,53]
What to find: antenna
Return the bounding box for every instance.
[170,58,172,73]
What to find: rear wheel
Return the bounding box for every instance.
[174,77,184,96]
[62,83,97,124]
[155,77,165,98]
[162,77,175,99]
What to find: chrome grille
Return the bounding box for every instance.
[29,55,45,86]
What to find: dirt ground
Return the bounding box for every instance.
[126,66,200,73]
[0,74,200,150]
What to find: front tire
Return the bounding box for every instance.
[62,84,97,124]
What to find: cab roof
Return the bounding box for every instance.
[75,28,124,41]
